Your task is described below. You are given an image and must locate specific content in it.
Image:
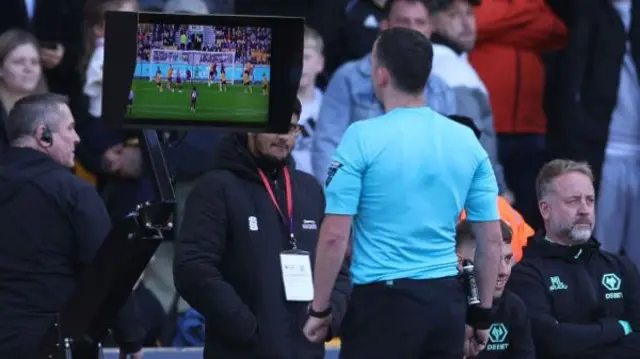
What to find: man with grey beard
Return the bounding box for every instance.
[507,159,640,359]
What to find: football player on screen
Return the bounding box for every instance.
[127,86,134,115]
[190,86,198,112]
[220,71,228,92]
[208,62,217,88]
[155,68,163,92]
[243,70,251,94]
[176,69,183,92]
[261,73,268,96]
[167,65,174,92]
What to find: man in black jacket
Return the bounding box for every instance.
[173,98,351,359]
[456,219,535,359]
[0,94,143,358]
[508,159,640,359]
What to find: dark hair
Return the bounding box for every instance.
[293,97,302,118]
[382,0,431,19]
[448,115,481,139]
[5,93,69,142]
[374,27,433,95]
[455,219,513,248]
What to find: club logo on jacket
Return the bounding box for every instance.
[486,323,509,351]
[602,273,623,300]
[549,276,568,291]
[248,216,259,231]
[302,219,317,230]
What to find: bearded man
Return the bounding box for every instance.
[508,159,640,359]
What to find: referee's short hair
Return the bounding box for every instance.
[456,219,513,248]
[5,93,69,143]
[373,27,433,95]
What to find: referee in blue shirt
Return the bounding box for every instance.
[302,28,504,358]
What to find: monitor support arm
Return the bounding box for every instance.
[37,130,176,359]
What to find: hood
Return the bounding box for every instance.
[212,134,294,183]
[0,147,69,204]
[522,231,602,263]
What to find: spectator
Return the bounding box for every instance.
[469,0,567,227]
[452,115,535,263]
[292,25,325,175]
[0,94,143,359]
[456,219,535,359]
[174,98,350,359]
[430,0,510,197]
[0,0,86,121]
[544,0,640,270]
[508,159,640,359]
[305,27,502,359]
[311,0,456,184]
[0,29,44,152]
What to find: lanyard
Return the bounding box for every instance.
[257,166,297,250]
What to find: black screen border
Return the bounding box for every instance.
[103,11,303,133]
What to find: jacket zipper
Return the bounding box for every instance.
[512,51,522,131]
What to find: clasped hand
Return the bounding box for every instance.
[463,325,489,358]
[303,315,332,343]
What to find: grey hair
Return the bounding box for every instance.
[535,159,594,201]
[5,93,69,143]
[163,0,209,14]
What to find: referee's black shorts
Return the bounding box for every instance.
[340,276,466,359]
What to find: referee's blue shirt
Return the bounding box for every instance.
[325,107,500,285]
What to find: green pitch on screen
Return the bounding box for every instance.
[128,80,269,123]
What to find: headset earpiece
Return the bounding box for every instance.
[40,126,53,147]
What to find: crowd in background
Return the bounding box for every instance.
[137,24,271,65]
[0,0,639,356]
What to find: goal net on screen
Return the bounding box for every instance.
[148,49,236,84]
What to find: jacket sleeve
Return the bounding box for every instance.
[475,0,567,51]
[509,297,536,359]
[72,182,145,352]
[508,262,626,357]
[619,257,640,330]
[73,182,112,264]
[312,64,354,184]
[173,174,258,344]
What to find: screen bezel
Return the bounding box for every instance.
[103,11,303,133]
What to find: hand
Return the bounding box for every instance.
[470,328,489,356]
[302,315,332,343]
[102,144,125,173]
[119,349,143,359]
[117,146,143,179]
[463,324,475,357]
[41,44,65,69]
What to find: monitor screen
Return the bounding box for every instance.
[103,12,303,132]
[130,24,272,124]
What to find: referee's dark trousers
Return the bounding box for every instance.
[339,276,466,359]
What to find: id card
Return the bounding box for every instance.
[280,251,314,302]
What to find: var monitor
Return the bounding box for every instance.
[103,12,304,132]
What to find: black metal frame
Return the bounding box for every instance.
[36,130,176,359]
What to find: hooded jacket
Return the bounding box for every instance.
[173,134,351,359]
[508,232,640,359]
[0,147,143,356]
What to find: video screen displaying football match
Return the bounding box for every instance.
[128,23,272,122]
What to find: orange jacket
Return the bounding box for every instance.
[460,196,534,263]
[469,0,567,134]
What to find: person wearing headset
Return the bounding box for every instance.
[0,93,144,359]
